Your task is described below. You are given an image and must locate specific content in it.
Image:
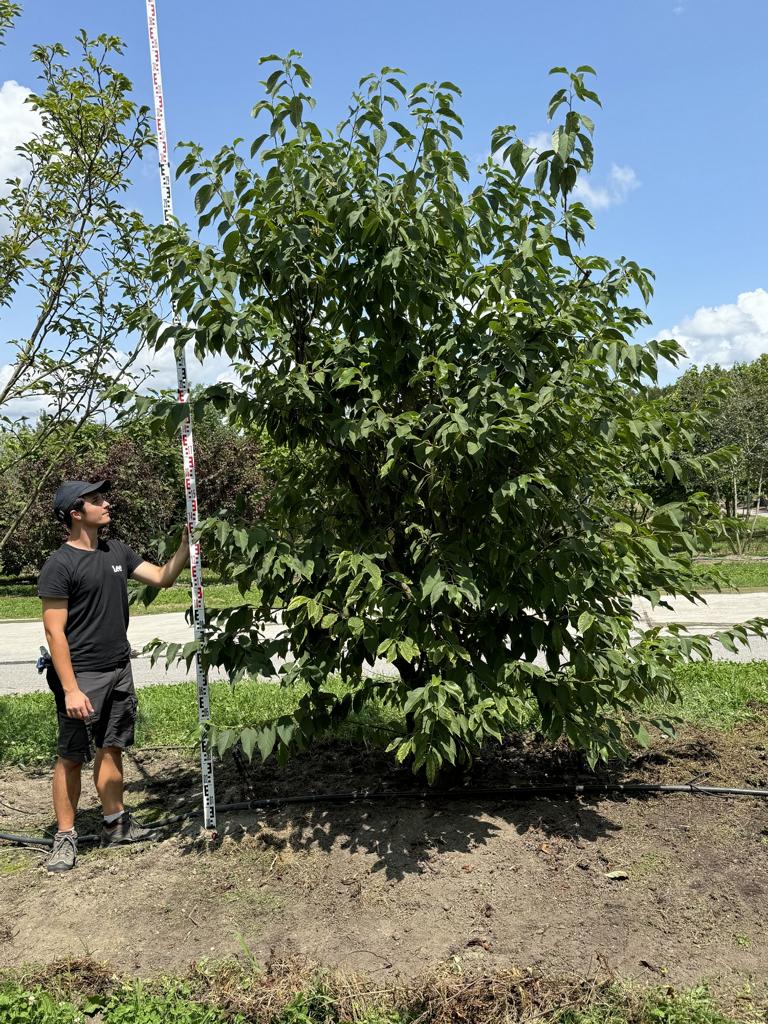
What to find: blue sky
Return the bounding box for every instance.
[2,0,767,392]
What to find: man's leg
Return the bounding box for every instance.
[52,756,82,832]
[96,664,155,846]
[93,746,124,817]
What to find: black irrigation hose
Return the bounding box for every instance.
[1,779,767,850]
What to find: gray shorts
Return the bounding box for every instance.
[47,661,137,763]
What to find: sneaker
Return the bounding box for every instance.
[47,830,77,873]
[100,810,156,848]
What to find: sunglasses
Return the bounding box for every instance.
[83,493,109,506]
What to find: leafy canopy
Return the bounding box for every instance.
[141,56,766,778]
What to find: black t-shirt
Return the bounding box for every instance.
[37,539,144,671]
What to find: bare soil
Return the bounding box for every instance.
[1,721,767,1008]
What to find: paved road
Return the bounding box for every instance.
[1,592,767,696]
[0,612,396,695]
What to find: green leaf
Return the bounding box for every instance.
[628,721,652,748]
[381,247,403,269]
[277,721,294,747]
[222,230,240,258]
[194,183,213,212]
[533,159,548,191]
[239,727,258,761]
[256,725,277,762]
[216,728,236,757]
[397,637,420,660]
[348,616,364,637]
[403,687,425,715]
[577,611,595,632]
[289,95,304,126]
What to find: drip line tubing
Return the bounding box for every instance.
[1,779,766,850]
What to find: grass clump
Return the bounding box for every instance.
[0,984,82,1024]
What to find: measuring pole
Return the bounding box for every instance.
[145,0,216,831]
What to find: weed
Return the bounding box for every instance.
[97,980,237,1023]
[0,984,83,1024]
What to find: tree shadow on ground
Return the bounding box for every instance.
[116,739,643,881]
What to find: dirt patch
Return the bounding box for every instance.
[1,723,767,1009]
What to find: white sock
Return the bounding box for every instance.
[103,810,124,824]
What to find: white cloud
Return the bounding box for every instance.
[573,164,639,210]
[0,80,41,195]
[0,341,239,425]
[524,132,639,210]
[655,288,768,368]
[139,339,238,392]
[525,131,550,156]
[0,361,48,423]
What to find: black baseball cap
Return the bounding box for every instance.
[53,480,111,522]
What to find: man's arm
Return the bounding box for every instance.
[130,526,190,589]
[41,599,94,720]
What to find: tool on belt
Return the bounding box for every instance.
[36,646,52,674]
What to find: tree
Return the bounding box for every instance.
[140,57,765,776]
[0,23,156,565]
[0,406,270,575]
[661,358,768,553]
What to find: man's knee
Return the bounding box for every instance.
[56,755,83,773]
[93,746,124,774]
[97,745,123,760]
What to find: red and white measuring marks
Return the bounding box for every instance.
[145,0,216,831]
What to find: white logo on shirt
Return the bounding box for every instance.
[112,565,123,573]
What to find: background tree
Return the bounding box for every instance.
[0,22,156,565]
[0,404,270,575]
[659,358,768,553]
[141,57,764,776]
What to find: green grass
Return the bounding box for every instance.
[0,675,401,765]
[649,661,768,729]
[693,560,768,591]
[1,558,767,620]
[0,662,766,767]
[0,580,260,620]
[0,974,758,1024]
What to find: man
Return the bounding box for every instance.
[38,479,191,873]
